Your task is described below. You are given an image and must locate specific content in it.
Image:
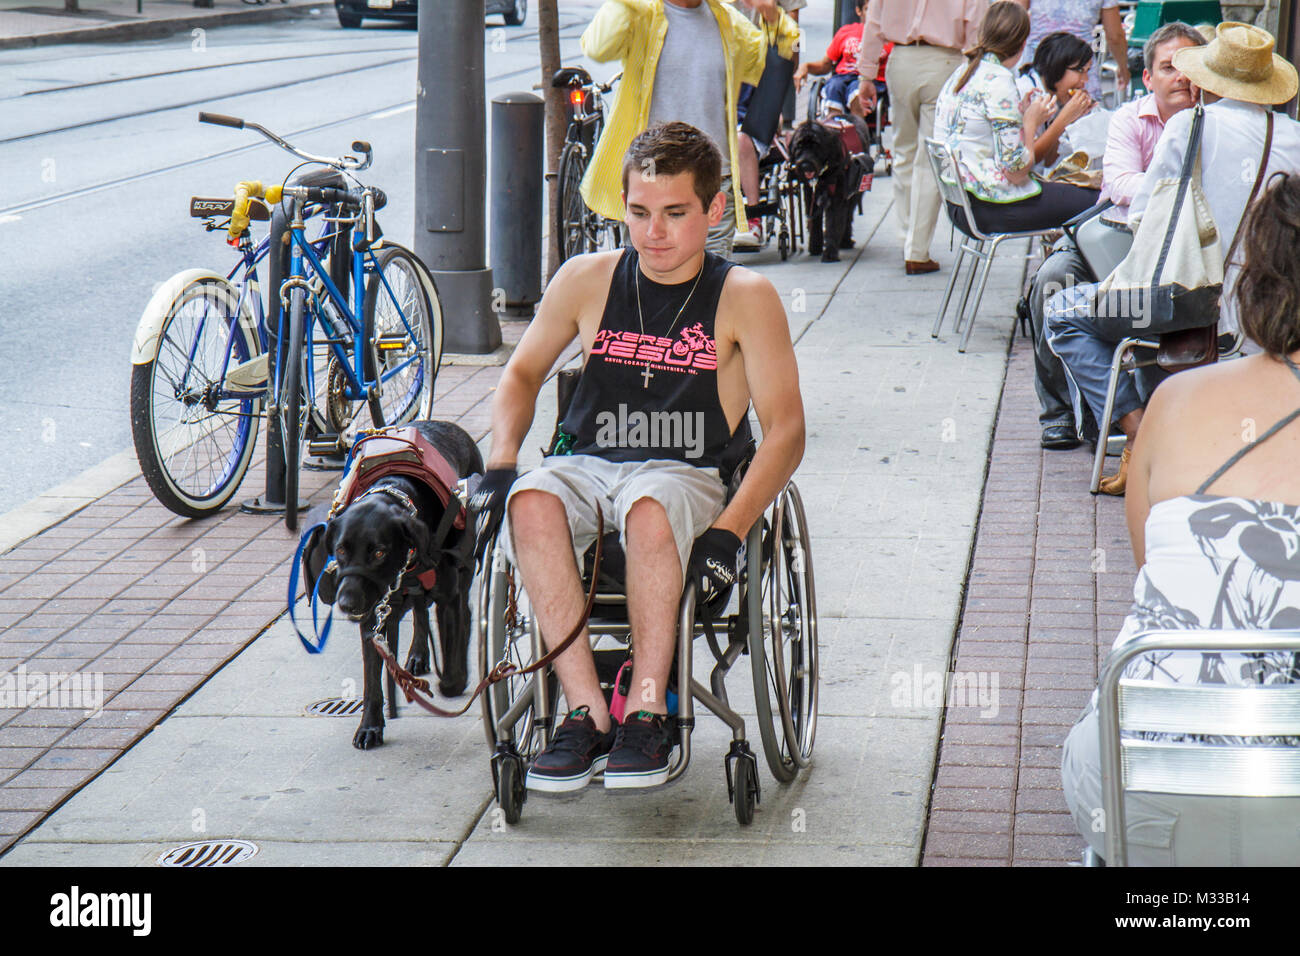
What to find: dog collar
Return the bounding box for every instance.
[357,485,418,517]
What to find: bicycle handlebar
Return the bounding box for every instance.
[198,112,244,129]
[197,111,373,172]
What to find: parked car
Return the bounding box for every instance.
[336,0,525,30]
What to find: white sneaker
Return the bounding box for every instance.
[733,219,763,251]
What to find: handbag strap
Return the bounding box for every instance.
[1223,110,1274,272]
[1150,103,1206,293]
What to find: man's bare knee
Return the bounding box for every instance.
[624,497,676,551]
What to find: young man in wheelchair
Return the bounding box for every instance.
[471,122,805,792]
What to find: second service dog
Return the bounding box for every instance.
[303,420,483,749]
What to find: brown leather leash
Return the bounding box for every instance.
[368,505,605,719]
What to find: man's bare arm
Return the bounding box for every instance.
[712,272,805,539]
[485,256,592,469]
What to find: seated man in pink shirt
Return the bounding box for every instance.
[1024,21,1205,452]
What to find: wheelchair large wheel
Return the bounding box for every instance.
[748,482,819,782]
[478,536,560,772]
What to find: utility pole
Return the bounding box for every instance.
[414,0,501,353]
[539,0,564,282]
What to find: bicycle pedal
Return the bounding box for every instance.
[224,354,268,390]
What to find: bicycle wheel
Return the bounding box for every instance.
[556,141,592,263]
[363,244,437,427]
[130,276,261,518]
[280,285,306,531]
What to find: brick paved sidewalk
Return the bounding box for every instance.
[921,329,1136,866]
[0,326,534,855]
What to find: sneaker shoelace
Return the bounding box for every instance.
[615,713,667,757]
[548,710,597,755]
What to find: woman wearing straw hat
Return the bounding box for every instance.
[1046,22,1300,496]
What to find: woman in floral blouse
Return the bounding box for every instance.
[934,1,1098,235]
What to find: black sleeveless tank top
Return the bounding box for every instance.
[556,248,737,469]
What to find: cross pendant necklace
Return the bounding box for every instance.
[634,257,704,388]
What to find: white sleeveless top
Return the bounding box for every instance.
[1109,494,1300,746]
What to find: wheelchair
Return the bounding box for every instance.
[476,375,819,825]
[745,134,809,261]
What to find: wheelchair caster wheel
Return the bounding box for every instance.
[496,754,526,825]
[778,231,790,261]
[725,742,760,826]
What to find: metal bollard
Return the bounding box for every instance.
[490,92,544,316]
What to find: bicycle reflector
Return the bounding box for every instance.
[569,88,584,109]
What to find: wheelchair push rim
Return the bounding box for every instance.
[477,535,558,761]
[750,482,819,779]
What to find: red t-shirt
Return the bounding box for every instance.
[826,23,863,75]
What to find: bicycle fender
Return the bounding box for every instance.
[131,269,259,365]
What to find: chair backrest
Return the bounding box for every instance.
[1098,628,1300,866]
[923,137,993,241]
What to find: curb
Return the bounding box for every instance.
[0,1,327,51]
[0,447,141,556]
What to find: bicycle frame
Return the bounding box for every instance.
[275,197,424,414]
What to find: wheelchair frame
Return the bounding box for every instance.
[746,135,809,261]
[476,466,819,826]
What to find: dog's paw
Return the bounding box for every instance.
[821,252,841,263]
[352,724,385,750]
[439,672,468,698]
[404,651,431,677]
[808,242,823,256]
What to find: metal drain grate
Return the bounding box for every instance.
[158,840,258,868]
[306,697,365,716]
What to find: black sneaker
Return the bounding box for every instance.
[525,706,615,793]
[604,710,674,789]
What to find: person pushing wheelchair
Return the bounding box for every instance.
[470,122,805,792]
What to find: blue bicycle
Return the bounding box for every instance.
[130,115,442,530]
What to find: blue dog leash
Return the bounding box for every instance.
[288,521,335,654]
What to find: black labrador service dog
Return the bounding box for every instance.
[789,116,874,263]
[303,420,484,750]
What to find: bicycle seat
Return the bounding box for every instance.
[290,168,386,211]
[552,66,592,89]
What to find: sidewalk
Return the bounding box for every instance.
[0,0,321,49]
[0,180,1044,866]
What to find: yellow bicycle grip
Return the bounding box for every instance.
[228,180,262,240]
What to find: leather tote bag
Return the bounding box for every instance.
[1095,105,1272,338]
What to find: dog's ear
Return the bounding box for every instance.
[302,522,338,605]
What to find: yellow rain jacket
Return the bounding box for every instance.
[578,0,800,224]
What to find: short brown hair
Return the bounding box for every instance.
[1236,172,1300,356]
[621,122,723,212]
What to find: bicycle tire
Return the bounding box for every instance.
[281,285,306,531]
[556,141,592,264]
[363,244,438,427]
[130,276,261,518]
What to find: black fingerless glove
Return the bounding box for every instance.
[687,527,742,609]
[469,467,517,563]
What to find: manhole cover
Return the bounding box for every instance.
[306,697,364,716]
[158,840,258,868]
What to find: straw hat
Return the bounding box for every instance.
[1172,22,1298,105]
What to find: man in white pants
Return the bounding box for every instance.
[853,0,987,274]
